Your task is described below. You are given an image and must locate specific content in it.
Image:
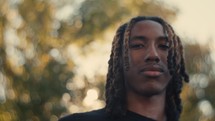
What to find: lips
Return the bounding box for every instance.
[140,66,164,77]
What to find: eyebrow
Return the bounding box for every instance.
[130,36,148,41]
[130,36,169,42]
[157,36,168,42]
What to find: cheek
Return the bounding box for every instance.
[129,51,144,65]
[160,52,168,64]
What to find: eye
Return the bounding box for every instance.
[129,44,144,49]
[159,44,169,50]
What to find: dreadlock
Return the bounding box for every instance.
[105,16,189,121]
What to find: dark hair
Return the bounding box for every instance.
[105,16,189,121]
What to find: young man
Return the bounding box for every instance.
[59,16,189,121]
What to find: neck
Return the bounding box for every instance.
[126,91,167,121]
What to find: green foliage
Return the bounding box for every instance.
[59,0,177,45]
[0,0,73,120]
[181,42,215,121]
[0,0,214,121]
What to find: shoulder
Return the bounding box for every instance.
[59,108,109,121]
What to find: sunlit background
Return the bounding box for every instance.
[0,0,215,121]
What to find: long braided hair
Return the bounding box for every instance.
[105,16,189,121]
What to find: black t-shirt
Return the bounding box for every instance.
[59,108,156,121]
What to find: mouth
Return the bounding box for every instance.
[140,66,164,77]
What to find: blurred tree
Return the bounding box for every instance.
[181,42,215,121]
[58,0,177,46]
[0,0,74,121]
[0,0,214,121]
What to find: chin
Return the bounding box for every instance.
[140,89,165,97]
[132,86,166,97]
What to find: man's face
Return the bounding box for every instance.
[124,20,171,97]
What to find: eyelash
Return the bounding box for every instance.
[130,44,144,49]
[129,44,169,50]
[159,45,169,50]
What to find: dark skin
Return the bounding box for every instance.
[124,20,171,121]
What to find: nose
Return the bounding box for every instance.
[144,45,160,63]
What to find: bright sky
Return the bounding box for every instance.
[162,0,215,45]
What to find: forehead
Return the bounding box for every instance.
[130,20,165,37]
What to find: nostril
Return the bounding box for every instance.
[145,55,160,63]
[155,58,160,63]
